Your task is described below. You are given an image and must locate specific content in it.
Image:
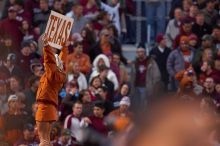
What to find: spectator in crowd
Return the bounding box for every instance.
[182,0,192,16]
[130,43,161,108]
[67,62,88,91]
[201,0,218,26]
[212,26,220,49]
[81,27,97,55]
[107,24,128,65]
[199,61,215,85]
[98,0,121,35]
[0,95,27,145]
[96,85,114,115]
[0,6,23,53]
[185,4,199,23]
[18,41,33,78]
[90,54,119,91]
[52,0,64,14]
[29,40,41,59]
[0,36,14,62]
[14,0,32,24]
[92,11,111,35]
[88,76,102,101]
[53,129,73,146]
[81,101,109,136]
[68,3,88,34]
[33,0,50,34]
[20,20,39,42]
[150,33,171,91]
[108,96,132,132]
[59,80,80,123]
[202,77,216,99]
[60,0,73,14]
[64,101,83,144]
[193,35,216,74]
[167,36,195,90]
[114,83,130,107]
[0,80,8,116]
[188,34,199,49]
[80,0,99,19]
[173,18,194,49]
[166,8,183,49]
[24,0,40,18]
[9,75,24,94]
[14,123,38,146]
[66,41,91,75]
[214,83,220,105]
[1,53,23,80]
[79,89,93,116]
[112,53,129,84]
[192,13,212,42]
[24,76,40,114]
[90,28,126,64]
[30,58,44,77]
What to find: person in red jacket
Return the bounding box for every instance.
[35,35,68,146]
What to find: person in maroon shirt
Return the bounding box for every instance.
[0,6,23,54]
[81,101,109,136]
[14,0,32,24]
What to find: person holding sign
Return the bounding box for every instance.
[35,34,68,146]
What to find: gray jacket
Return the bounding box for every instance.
[166,48,195,77]
[130,57,161,97]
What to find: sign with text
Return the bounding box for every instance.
[45,11,74,49]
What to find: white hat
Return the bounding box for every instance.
[119,96,131,107]
[8,94,18,102]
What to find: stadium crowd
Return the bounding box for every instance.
[0,0,220,146]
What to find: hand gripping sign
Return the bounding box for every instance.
[45,11,74,49]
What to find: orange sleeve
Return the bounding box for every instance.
[80,56,91,74]
[59,47,68,64]
[43,46,57,78]
[175,70,185,81]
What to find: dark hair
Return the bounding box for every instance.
[90,76,102,86]
[106,24,118,38]
[98,85,108,92]
[93,100,105,109]
[120,82,131,95]
[72,100,83,108]
[79,89,89,102]
[81,27,96,44]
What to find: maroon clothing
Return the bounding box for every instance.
[89,116,108,136]
[17,9,32,24]
[135,58,147,87]
[17,55,32,78]
[173,32,193,49]
[24,0,40,17]
[0,18,22,53]
[211,69,220,84]
[80,0,99,15]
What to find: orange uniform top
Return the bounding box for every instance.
[36,46,67,107]
[66,52,91,74]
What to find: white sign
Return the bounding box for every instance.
[45,11,74,49]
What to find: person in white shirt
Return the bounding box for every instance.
[67,62,88,91]
[64,101,83,144]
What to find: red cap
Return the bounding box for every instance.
[156,33,165,43]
